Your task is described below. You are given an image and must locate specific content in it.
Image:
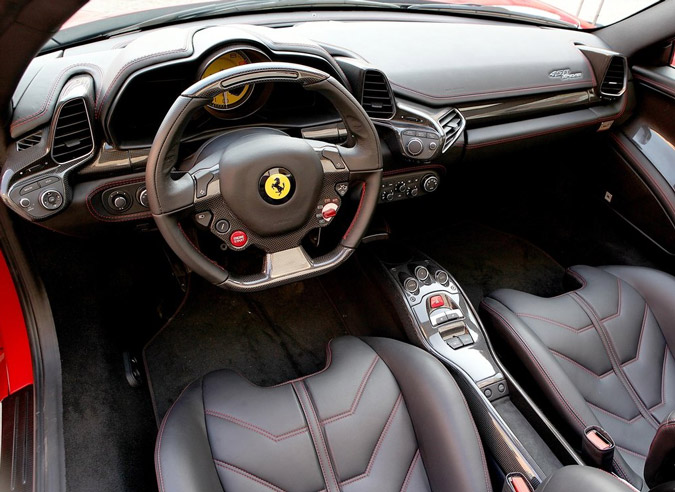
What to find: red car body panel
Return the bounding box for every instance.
[436,0,595,28]
[0,250,33,398]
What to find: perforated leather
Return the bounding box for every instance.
[481,265,675,490]
[155,336,492,492]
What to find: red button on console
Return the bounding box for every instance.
[230,230,248,248]
[430,295,444,309]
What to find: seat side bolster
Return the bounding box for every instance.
[156,380,224,492]
[361,337,492,492]
[601,266,675,352]
[480,296,600,432]
[480,297,644,489]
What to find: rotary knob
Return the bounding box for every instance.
[422,175,439,193]
[381,190,394,202]
[40,189,63,210]
[406,138,424,156]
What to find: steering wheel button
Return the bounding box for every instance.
[194,211,213,228]
[230,230,248,248]
[214,219,230,234]
[335,183,349,196]
[195,173,213,198]
[321,148,346,169]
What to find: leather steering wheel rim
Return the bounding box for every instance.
[146,62,382,291]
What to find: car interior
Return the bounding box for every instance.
[0,0,674,491]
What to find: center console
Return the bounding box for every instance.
[365,243,638,492]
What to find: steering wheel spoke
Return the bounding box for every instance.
[147,62,381,291]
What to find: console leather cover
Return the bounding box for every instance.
[481,265,675,491]
[155,336,492,492]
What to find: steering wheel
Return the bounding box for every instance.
[145,62,382,291]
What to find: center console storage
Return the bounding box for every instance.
[363,243,638,490]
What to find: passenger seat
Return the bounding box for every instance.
[481,266,675,491]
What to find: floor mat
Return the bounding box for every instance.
[144,276,352,421]
[410,222,567,308]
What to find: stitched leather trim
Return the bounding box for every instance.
[293,380,340,492]
[340,393,404,486]
[517,313,594,333]
[571,288,660,429]
[322,355,379,425]
[400,449,422,492]
[205,410,308,442]
[549,349,613,379]
[214,460,286,492]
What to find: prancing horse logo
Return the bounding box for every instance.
[263,172,292,201]
[271,177,285,196]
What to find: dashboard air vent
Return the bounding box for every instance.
[439,109,465,152]
[600,57,626,97]
[51,99,94,164]
[361,70,395,119]
[16,130,42,151]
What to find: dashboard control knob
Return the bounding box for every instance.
[113,195,129,210]
[422,175,439,193]
[19,197,31,208]
[406,138,424,156]
[137,187,149,207]
[40,189,63,210]
[415,266,430,282]
[429,141,438,151]
[396,181,407,193]
[403,277,419,294]
[407,187,419,197]
[381,190,394,202]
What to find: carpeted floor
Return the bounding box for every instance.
[144,276,350,421]
[405,221,567,309]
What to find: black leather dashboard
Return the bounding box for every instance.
[2,11,631,231]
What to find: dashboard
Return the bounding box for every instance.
[1,12,630,234]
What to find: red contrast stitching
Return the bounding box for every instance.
[399,449,421,492]
[204,410,308,441]
[95,36,191,117]
[516,313,594,333]
[11,63,103,132]
[343,182,366,240]
[586,401,642,424]
[340,394,403,486]
[298,381,339,490]
[549,349,612,379]
[214,460,286,492]
[482,302,588,429]
[321,355,379,425]
[466,96,627,150]
[85,176,152,222]
[633,73,675,99]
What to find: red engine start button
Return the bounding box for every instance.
[230,230,248,248]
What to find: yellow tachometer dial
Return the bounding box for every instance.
[200,51,252,110]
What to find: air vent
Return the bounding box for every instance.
[439,109,465,152]
[361,70,395,119]
[51,98,94,164]
[16,130,42,151]
[600,57,626,97]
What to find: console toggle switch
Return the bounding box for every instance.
[321,202,339,220]
[430,295,444,309]
[430,308,451,326]
[458,333,474,346]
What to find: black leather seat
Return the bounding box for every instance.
[481,265,675,491]
[154,336,493,492]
